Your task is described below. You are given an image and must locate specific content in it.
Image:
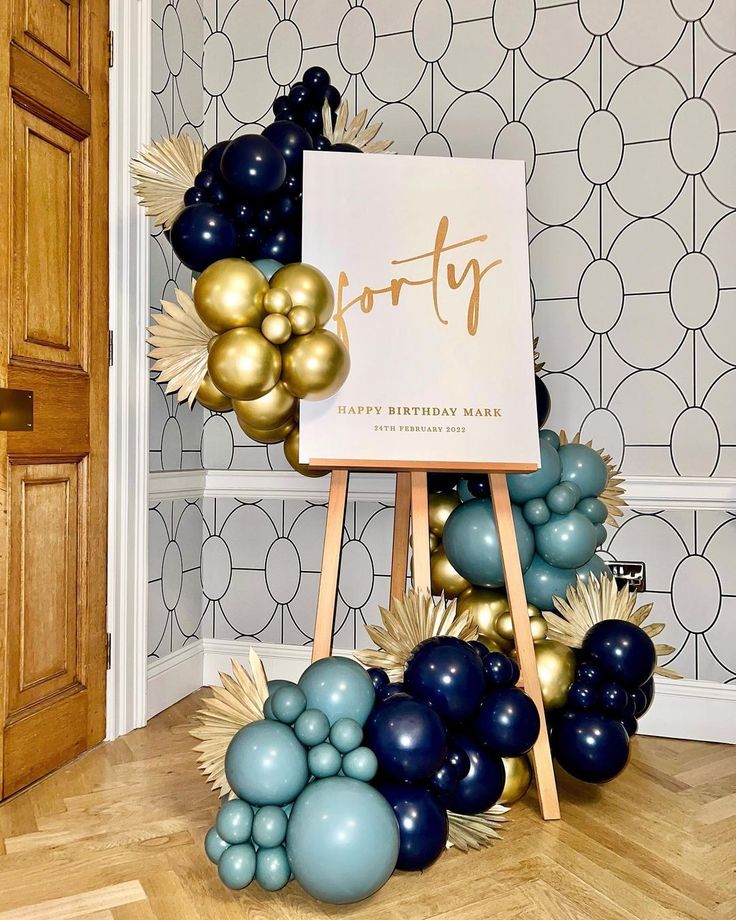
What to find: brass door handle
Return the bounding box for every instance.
[0,388,33,431]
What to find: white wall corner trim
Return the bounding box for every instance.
[147,642,203,720]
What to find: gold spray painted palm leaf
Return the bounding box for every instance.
[559,429,627,527]
[130,134,203,228]
[543,574,680,679]
[321,100,394,153]
[148,286,215,406]
[447,804,509,852]
[356,590,478,682]
[533,336,545,374]
[190,649,270,798]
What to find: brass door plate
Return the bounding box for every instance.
[0,388,33,431]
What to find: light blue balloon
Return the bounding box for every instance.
[559,443,608,498]
[329,718,363,754]
[308,742,342,778]
[204,826,230,864]
[298,657,375,726]
[507,439,562,503]
[264,679,297,719]
[457,479,473,502]
[342,746,378,782]
[576,554,612,584]
[225,720,308,806]
[271,685,307,724]
[595,523,607,547]
[523,554,577,611]
[443,499,535,588]
[535,510,598,569]
[522,497,550,526]
[539,429,560,450]
[252,804,288,848]
[252,258,283,280]
[216,797,254,845]
[546,482,581,515]
[256,845,291,891]
[287,777,399,904]
[218,842,256,890]
[294,708,330,747]
[576,496,608,525]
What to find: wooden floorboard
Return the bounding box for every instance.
[0,692,733,919]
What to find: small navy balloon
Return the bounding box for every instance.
[474,688,540,757]
[445,735,505,815]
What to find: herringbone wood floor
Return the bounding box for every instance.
[0,693,733,920]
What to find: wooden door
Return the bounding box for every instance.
[0,0,109,797]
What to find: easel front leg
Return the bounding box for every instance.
[410,472,431,594]
[312,470,349,662]
[390,472,411,602]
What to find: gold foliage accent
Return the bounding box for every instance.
[130,134,203,228]
[356,590,479,682]
[559,429,627,527]
[190,649,270,798]
[148,286,215,406]
[543,574,681,679]
[533,335,545,374]
[321,99,394,153]
[447,804,509,852]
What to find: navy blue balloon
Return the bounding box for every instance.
[288,82,312,108]
[238,224,263,259]
[259,227,300,264]
[230,201,255,225]
[221,135,286,197]
[427,472,460,493]
[262,121,314,173]
[599,682,630,718]
[207,178,229,206]
[364,696,446,783]
[368,668,389,692]
[552,710,630,783]
[466,475,491,498]
[202,140,230,174]
[376,682,406,703]
[374,781,448,871]
[303,65,331,92]
[567,680,599,711]
[324,84,341,110]
[195,169,216,190]
[474,688,540,757]
[184,187,206,206]
[314,134,332,151]
[468,640,491,659]
[582,620,656,689]
[445,735,505,815]
[635,676,655,717]
[170,204,238,272]
[621,714,639,736]
[302,108,324,134]
[429,762,460,801]
[576,660,604,685]
[272,95,292,118]
[404,636,485,723]
[535,375,551,427]
[332,143,362,153]
[483,652,520,689]
[444,745,470,780]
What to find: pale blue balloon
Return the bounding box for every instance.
[294,708,330,747]
[298,657,375,726]
[204,826,230,864]
[559,443,608,498]
[218,842,256,890]
[216,797,254,845]
[539,429,560,450]
[457,479,473,502]
[287,777,399,904]
[329,718,363,754]
[271,684,307,724]
[256,845,291,891]
[577,496,608,525]
[545,482,581,515]
[225,720,308,806]
[576,554,612,584]
[443,499,535,588]
[507,439,561,503]
[252,804,288,848]
[535,510,598,569]
[342,746,378,782]
[523,554,577,611]
[264,679,296,719]
[308,742,342,778]
[595,523,607,547]
[252,258,283,280]
[522,497,550,526]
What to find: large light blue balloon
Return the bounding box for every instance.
[523,554,577,611]
[225,720,308,805]
[559,443,608,498]
[535,510,598,569]
[252,258,284,280]
[443,499,535,588]
[298,657,375,726]
[218,842,256,890]
[507,440,562,503]
[287,777,399,904]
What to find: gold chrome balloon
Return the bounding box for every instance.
[264,288,292,315]
[282,329,350,400]
[430,547,471,598]
[283,427,329,478]
[457,587,512,650]
[261,313,292,345]
[529,615,549,642]
[495,611,515,642]
[207,328,281,400]
[428,533,439,553]
[533,640,576,710]
[288,306,316,336]
[428,491,460,538]
[500,756,532,805]
[194,258,268,333]
[232,381,296,431]
[196,373,232,412]
[238,417,295,444]
[270,262,334,326]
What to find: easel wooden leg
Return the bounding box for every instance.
[390,472,411,602]
[311,470,349,662]
[409,472,431,594]
[489,472,561,821]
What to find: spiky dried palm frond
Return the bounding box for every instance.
[190,649,270,798]
[559,429,627,526]
[543,574,680,679]
[533,336,545,374]
[321,99,394,153]
[356,590,478,682]
[447,804,509,852]
[148,287,215,406]
[131,134,203,228]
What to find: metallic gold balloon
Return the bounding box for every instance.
[511,640,577,711]
[500,756,532,805]
[207,328,281,400]
[457,587,512,651]
[481,638,504,654]
[428,491,460,538]
[529,615,549,642]
[495,611,515,642]
[528,603,541,618]
[264,288,292,315]
[232,381,296,431]
[283,427,329,478]
[429,533,439,553]
[430,547,471,598]
[281,329,350,400]
[194,258,269,333]
[196,373,231,412]
[261,313,292,345]
[238,417,295,444]
[288,306,316,336]
[270,263,334,326]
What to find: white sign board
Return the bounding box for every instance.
[299,152,540,472]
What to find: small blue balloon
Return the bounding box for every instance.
[635,676,655,717]
[576,496,608,524]
[445,746,471,779]
[468,639,491,659]
[204,826,230,864]
[216,797,254,845]
[429,761,460,800]
[252,258,283,280]
[457,479,473,502]
[294,708,330,747]
[225,720,308,806]
[342,746,378,782]
[374,780,448,871]
[535,510,598,569]
[256,845,291,891]
[599,682,630,718]
[576,554,613,585]
[522,497,551,526]
[506,439,562,504]
[523,554,577,611]
[170,204,238,273]
[308,742,342,778]
[363,696,446,783]
[377,682,406,702]
[218,842,256,890]
[545,482,582,515]
[263,679,296,720]
[271,684,307,724]
[474,688,541,757]
[558,443,608,498]
[622,714,639,737]
[298,657,375,726]
[330,718,363,754]
[595,523,608,547]
[567,680,599,711]
[367,667,389,691]
[539,429,560,450]
[405,636,486,723]
[483,651,520,689]
[577,660,605,684]
[252,804,288,848]
[445,735,505,815]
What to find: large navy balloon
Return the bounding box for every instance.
[552,710,630,783]
[261,121,314,173]
[582,620,656,689]
[404,637,485,724]
[259,227,300,264]
[473,688,540,757]
[373,781,448,871]
[535,376,551,427]
[445,735,505,815]
[169,204,238,272]
[221,135,287,197]
[363,696,446,783]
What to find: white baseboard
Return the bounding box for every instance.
[640,677,736,744]
[146,642,204,719]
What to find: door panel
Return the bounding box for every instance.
[12,0,84,87]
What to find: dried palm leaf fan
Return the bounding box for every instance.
[130,134,203,228]
[543,573,681,679]
[447,804,509,851]
[533,335,545,375]
[559,429,627,527]
[190,649,270,798]
[356,590,479,683]
[321,99,394,153]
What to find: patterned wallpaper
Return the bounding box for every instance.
[147,0,736,683]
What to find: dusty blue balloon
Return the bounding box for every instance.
[216,797,254,845]
[252,258,283,280]
[522,497,550,526]
[457,479,473,501]
[595,523,607,546]
[294,708,330,747]
[287,777,399,904]
[330,717,363,754]
[506,440,561,504]
[218,842,256,889]
[252,805,288,848]
[225,720,308,805]
[535,510,597,569]
[308,742,342,778]
[204,826,230,864]
[298,657,375,726]
[523,554,577,611]
[559,443,608,498]
[546,481,581,515]
[342,746,378,782]
[256,845,291,891]
[443,499,534,588]
[264,679,296,719]
[271,684,307,724]
[539,428,560,450]
[577,496,608,524]
[576,554,613,584]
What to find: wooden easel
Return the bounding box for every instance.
[311,468,561,821]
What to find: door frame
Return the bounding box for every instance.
[106,0,151,739]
